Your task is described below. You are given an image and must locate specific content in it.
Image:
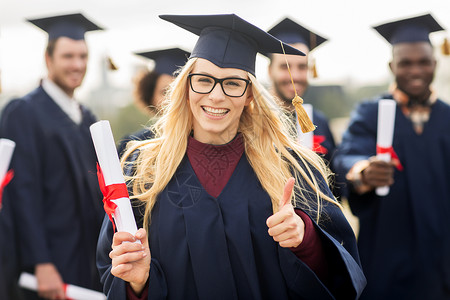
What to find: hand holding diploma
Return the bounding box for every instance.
[90,120,138,236]
[110,228,151,295]
[266,178,305,248]
[19,272,106,300]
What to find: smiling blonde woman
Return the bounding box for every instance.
[97,14,366,300]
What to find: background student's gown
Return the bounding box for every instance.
[310,110,336,165]
[117,128,154,157]
[97,151,366,299]
[0,86,104,295]
[295,109,342,198]
[333,95,450,299]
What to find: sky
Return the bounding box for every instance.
[1,0,449,102]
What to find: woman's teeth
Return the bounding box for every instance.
[202,106,229,116]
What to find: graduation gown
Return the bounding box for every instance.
[0,86,104,294]
[97,151,366,299]
[311,109,336,165]
[117,128,154,157]
[333,95,450,299]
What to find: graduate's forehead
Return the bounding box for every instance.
[191,58,249,79]
[50,37,88,56]
[392,42,434,60]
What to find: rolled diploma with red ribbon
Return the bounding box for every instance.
[376,99,397,196]
[90,120,138,236]
[19,272,106,300]
[0,138,15,181]
[298,103,314,149]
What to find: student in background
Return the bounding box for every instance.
[117,48,190,156]
[334,13,450,299]
[0,13,105,299]
[266,17,341,197]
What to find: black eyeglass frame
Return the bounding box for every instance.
[188,73,251,98]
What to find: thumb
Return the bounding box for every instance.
[279,177,295,208]
[135,228,149,248]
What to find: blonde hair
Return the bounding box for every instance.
[122,58,340,230]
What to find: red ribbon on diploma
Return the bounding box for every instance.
[376,145,404,171]
[0,170,14,210]
[63,283,74,300]
[313,135,328,155]
[96,163,129,232]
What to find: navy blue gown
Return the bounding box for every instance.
[311,109,336,165]
[97,151,366,299]
[334,94,450,299]
[117,128,154,157]
[0,86,104,297]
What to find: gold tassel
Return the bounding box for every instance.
[310,58,318,78]
[441,38,450,56]
[292,95,315,133]
[280,41,315,133]
[309,32,318,78]
[107,56,118,71]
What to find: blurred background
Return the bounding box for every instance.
[0,0,449,143]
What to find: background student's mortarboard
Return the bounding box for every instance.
[373,13,444,45]
[266,17,328,78]
[135,48,191,75]
[159,14,305,76]
[267,17,328,52]
[27,12,103,41]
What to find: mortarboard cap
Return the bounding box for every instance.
[159,14,305,76]
[27,13,103,41]
[267,17,327,51]
[373,13,444,45]
[135,47,191,75]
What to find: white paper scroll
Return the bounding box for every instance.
[19,272,106,300]
[0,138,15,181]
[297,103,314,149]
[90,120,138,236]
[376,99,397,196]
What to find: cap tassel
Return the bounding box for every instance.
[280,41,315,133]
[441,38,450,56]
[309,32,318,78]
[107,56,118,71]
[310,58,318,78]
[292,95,315,132]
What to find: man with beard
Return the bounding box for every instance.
[334,13,450,299]
[0,13,105,299]
[266,17,339,196]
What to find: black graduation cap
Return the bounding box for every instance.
[159,14,305,76]
[27,13,103,40]
[267,17,328,51]
[373,13,444,45]
[135,48,191,75]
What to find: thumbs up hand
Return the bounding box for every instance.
[266,178,305,248]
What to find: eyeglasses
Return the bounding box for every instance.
[188,73,251,98]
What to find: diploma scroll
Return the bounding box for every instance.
[376,99,397,196]
[90,120,139,236]
[0,138,15,181]
[298,103,313,149]
[19,272,106,300]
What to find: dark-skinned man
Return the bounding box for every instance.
[334,13,450,299]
